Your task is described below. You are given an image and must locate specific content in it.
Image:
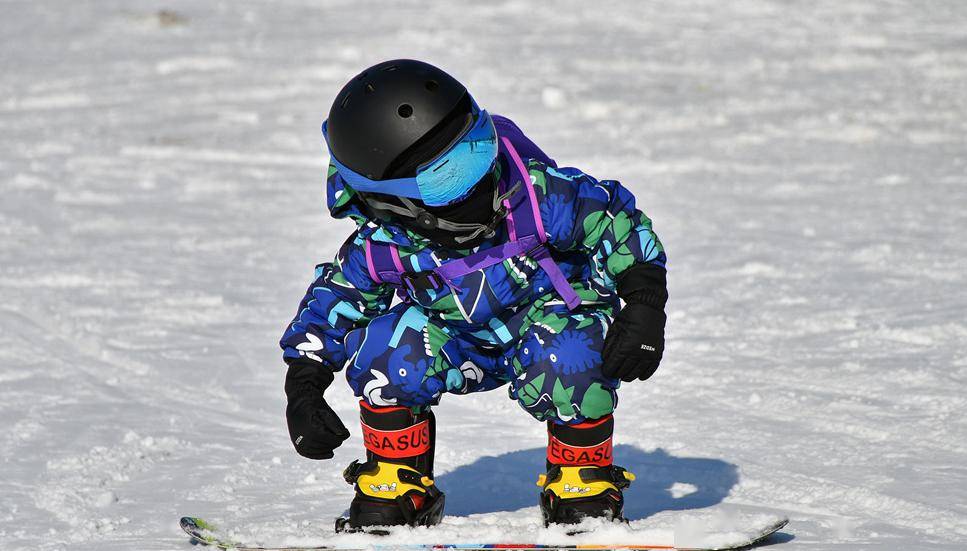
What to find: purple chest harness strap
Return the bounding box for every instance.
[364,129,582,312]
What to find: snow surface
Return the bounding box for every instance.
[2,1,967,549]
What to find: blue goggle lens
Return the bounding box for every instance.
[413,110,497,206]
[324,106,498,207]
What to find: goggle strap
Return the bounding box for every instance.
[435,218,491,233]
[360,178,519,245]
[415,181,518,234]
[453,224,494,244]
[398,195,421,213]
[493,180,521,210]
[364,195,420,219]
[449,182,519,243]
[363,194,483,232]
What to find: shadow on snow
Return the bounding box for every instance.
[436,444,738,520]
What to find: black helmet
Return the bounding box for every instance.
[324,60,512,249]
[327,59,473,181]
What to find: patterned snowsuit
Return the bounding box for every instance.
[280,155,665,424]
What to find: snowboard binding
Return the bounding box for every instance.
[539,415,634,526]
[537,463,634,526]
[335,460,445,533]
[335,401,442,533]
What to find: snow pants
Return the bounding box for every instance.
[343,301,620,424]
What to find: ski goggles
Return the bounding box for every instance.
[322,102,498,207]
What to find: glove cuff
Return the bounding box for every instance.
[284,357,335,399]
[615,263,668,310]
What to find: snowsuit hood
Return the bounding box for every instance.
[325,162,419,248]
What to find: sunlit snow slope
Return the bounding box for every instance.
[2,1,967,550]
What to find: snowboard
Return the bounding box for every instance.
[180,515,788,551]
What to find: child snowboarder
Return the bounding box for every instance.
[280,60,667,531]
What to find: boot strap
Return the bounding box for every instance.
[540,464,635,489]
[343,459,437,492]
[342,459,376,484]
[578,465,635,489]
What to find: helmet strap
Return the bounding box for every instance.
[359,180,519,247]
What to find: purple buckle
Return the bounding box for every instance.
[526,241,549,260]
[401,271,444,294]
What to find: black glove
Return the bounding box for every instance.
[284,358,350,459]
[603,264,668,382]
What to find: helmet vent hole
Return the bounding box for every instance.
[365,83,375,94]
[397,104,414,118]
[382,64,399,72]
[425,80,439,92]
[340,93,351,108]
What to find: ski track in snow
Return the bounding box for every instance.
[2,1,967,550]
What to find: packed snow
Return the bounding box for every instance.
[2,1,966,550]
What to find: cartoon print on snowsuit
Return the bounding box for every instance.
[281,141,666,425]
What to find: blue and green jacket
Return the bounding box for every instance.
[280,157,666,370]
